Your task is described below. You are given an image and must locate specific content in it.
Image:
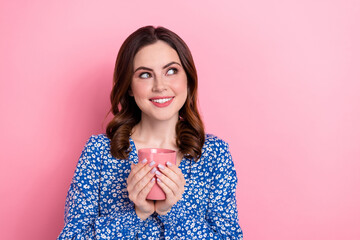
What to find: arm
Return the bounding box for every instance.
[158,139,243,239]
[205,140,243,239]
[57,135,144,240]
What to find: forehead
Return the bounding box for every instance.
[133,40,181,69]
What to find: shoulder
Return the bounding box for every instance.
[203,133,230,152]
[85,133,110,147]
[200,133,237,177]
[200,133,232,164]
[79,134,111,157]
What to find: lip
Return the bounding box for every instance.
[149,96,174,100]
[149,96,174,108]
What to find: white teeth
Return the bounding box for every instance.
[151,97,173,103]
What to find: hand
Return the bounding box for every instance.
[127,159,157,220]
[154,161,185,215]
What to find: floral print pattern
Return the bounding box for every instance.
[58,133,243,239]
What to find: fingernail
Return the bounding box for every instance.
[158,164,165,170]
[141,158,148,164]
[149,161,156,167]
[151,177,155,182]
[166,161,173,167]
[157,178,161,183]
[151,167,157,174]
[155,170,162,176]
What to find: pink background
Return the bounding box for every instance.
[1,0,359,239]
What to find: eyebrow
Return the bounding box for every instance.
[133,61,182,73]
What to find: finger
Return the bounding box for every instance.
[166,161,185,179]
[127,158,148,183]
[155,171,180,197]
[138,177,156,200]
[131,160,157,185]
[128,159,156,185]
[157,164,184,188]
[167,161,186,183]
[128,167,156,203]
[133,167,157,193]
[156,177,178,199]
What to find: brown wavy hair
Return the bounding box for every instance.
[106,26,205,161]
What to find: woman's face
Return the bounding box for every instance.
[130,40,188,123]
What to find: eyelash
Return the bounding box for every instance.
[138,68,178,79]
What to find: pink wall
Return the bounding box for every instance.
[1,0,359,239]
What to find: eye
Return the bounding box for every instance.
[167,68,178,75]
[139,72,151,79]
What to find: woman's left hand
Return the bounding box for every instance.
[154,161,185,215]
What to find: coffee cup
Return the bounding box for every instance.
[138,148,176,200]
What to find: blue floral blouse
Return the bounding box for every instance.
[58,133,243,239]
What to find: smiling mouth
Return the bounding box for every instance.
[150,97,174,104]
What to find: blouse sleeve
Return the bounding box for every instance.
[57,135,144,240]
[158,139,243,239]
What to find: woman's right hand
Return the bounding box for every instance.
[126,159,157,220]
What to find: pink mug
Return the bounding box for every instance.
[138,148,176,200]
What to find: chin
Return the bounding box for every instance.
[154,115,179,122]
[144,112,179,122]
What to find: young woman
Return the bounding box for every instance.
[58,26,243,239]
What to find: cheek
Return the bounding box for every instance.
[172,76,188,94]
[131,82,148,97]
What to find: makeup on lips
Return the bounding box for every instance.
[149,96,174,107]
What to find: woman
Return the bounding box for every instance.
[58,26,243,239]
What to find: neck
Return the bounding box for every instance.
[131,114,178,149]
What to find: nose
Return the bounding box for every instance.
[152,75,167,92]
